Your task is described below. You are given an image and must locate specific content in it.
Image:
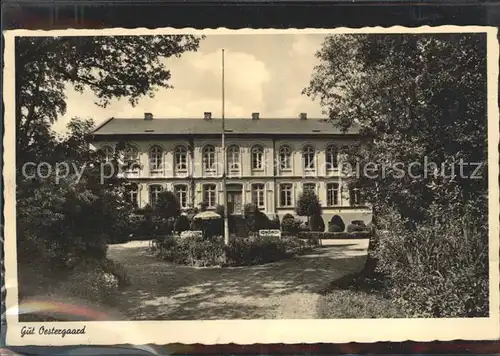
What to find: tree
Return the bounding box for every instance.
[155,191,181,219]
[304,34,487,276]
[15,35,202,166]
[295,190,322,219]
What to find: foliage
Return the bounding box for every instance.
[298,231,372,240]
[243,203,271,233]
[225,236,288,266]
[347,222,368,233]
[309,213,325,232]
[16,35,202,160]
[155,191,181,219]
[156,234,316,267]
[174,215,191,233]
[329,215,346,232]
[304,33,487,316]
[374,209,488,317]
[328,224,343,233]
[295,190,322,217]
[280,214,302,235]
[157,235,226,267]
[215,204,225,218]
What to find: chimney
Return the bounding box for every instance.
[144,112,153,120]
[299,112,307,120]
[204,112,212,120]
[251,112,260,120]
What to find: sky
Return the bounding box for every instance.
[52,33,328,133]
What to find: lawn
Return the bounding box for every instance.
[317,289,404,319]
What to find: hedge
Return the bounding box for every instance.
[297,231,372,240]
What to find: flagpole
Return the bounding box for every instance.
[222,49,229,245]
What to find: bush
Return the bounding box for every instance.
[298,231,372,240]
[174,215,191,233]
[374,210,488,317]
[309,213,325,232]
[329,215,346,232]
[65,266,119,304]
[328,224,343,232]
[281,214,302,235]
[347,222,368,233]
[157,235,226,267]
[226,235,287,265]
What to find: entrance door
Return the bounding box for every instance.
[227,184,243,214]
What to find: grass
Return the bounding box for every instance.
[316,272,405,319]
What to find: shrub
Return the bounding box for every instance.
[329,215,346,232]
[347,222,368,233]
[282,236,315,255]
[328,224,343,232]
[226,235,287,265]
[215,204,225,218]
[174,215,191,233]
[158,235,226,267]
[281,214,303,235]
[374,210,488,317]
[298,231,372,240]
[309,213,325,232]
[65,266,119,304]
[296,190,322,217]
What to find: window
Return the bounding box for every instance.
[326,183,340,206]
[174,185,188,209]
[124,145,139,173]
[203,184,217,208]
[203,145,216,174]
[251,183,265,209]
[227,145,240,172]
[303,183,316,194]
[278,145,292,170]
[251,145,264,170]
[149,184,163,207]
[149,146,163,172]
[101,145,114,162]
[302,145,315,171]
[326,145,338,170]
[279,183,293,207]
[125,184,139,208]
[174,145,188,174]
[350,187,362,206]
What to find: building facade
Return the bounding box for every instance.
[90,112,372,230]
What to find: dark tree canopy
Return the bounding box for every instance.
[304,33,487,224]
[16,35,202,159]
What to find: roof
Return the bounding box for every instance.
[91,117,361,136]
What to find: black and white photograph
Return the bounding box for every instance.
[3,27,499,345]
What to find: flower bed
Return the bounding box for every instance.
[297,231,372,240]
[154,234,316,267]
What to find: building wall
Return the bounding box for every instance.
[92,135,372,230]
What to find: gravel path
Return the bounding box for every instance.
[107,239,368,320]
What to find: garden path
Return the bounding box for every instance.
[107,239,368,320]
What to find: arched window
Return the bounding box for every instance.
[203,184,217,208]
[203,145,216,174]
[279,183,293,207]
[326,144,338,170]
[251,145,264,170]
[326,183,340,206]
[278,145,292,170]
[149,145,163,172]
[174,184,189,209]
[149,184,163,207]
[124,145,139,173]
[101,145,114,162]
[174,145,188,174]
[251,183,265,209]
[227,145,240,173]
[125,183,139,208]
[302,145,315,171]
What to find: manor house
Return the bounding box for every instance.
[90,112,372,228]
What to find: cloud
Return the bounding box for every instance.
[52,34,326,133]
